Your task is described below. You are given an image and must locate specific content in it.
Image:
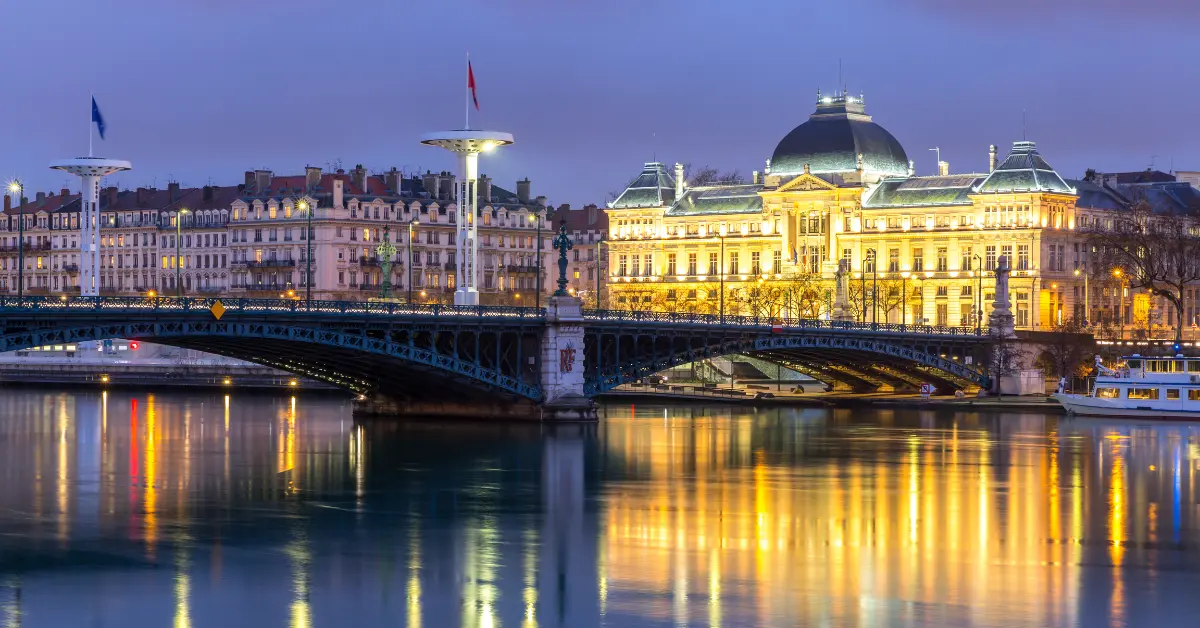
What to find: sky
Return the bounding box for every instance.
[1,0,1197,206]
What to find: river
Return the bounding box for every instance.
[0,390,1197,627]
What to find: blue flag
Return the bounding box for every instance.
[91,96,106,140]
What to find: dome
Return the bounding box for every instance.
[769,93,909,179]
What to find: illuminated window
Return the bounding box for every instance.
[161,256,167,269]
[363,229,370,242]
[1167,389,1180,400]
[1126,388,1158,400]
[1189,390,1200,400]
[574,270,580,279]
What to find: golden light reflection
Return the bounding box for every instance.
[1108,434,1127,626]
[144,394,158,554]
[174,553,192,628]
[522,527,538,628]
[56,397,70,545]
[287,534,312,628]
[407,520,423,628]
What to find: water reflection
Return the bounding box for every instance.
[0,393,1198,626]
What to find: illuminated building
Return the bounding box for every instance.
[604,91,1200,330]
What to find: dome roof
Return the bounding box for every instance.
[769,94,909,179]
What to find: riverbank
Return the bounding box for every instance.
[598,389,1065,413]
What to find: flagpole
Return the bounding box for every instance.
[465,52,470,130]
[89,93,93,157]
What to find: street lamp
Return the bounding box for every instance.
[299,199,312,307]
[868,249,878,326]
[718,226,728,325]
[1113,267,1125,339]
[595,239,607,311]
[7,180,23,299]
[973,253,984,334]
[175,209,190,297]
[407,218,419,304]
[530,210,542,309]
[1074,264,1089,326]
[901,271,911,327]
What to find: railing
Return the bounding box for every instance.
[0,295,546,319]
[583,309,985,336]
[235,259,297,269]
[358,256,380,267]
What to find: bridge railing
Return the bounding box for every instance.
[0,296,545,319]
[583,308,985,336]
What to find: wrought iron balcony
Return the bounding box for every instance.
[239,259,297,269]
[61,264,79,273]
[358,256,380,267]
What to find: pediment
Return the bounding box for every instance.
[775,172,837,192]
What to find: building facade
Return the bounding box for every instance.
[0,166,558,304]
[604,92,1200,333]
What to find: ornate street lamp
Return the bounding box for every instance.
[7,180,23,299]
[299,199,312,307]
[175,208,190,297]
[407,218,419,304]
[530,210,542,309]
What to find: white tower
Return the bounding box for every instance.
[419,130,512,306]
[50,157,131,296]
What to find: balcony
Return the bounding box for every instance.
[237,259,297,269]
[61,264,79,273]
[506,264,539,273]
[443,262,457,271]
[358,256,380,267]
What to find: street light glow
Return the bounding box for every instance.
[6,181,19,194]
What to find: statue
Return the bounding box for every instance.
[376,225,397,300]
[552,224,573,297]
[831,258,854,322]
[988,254,1015,338]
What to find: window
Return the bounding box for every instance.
[709,252,718,276]
[1189,390,1200,400]
[1127,388,1159,400]
[729,252,739,275]
[666,253,676,275]
[961,246,973,272]
[887,248,899,272]
[936,285,948,297]
[687,252,697,275]
[985,245,997,270]
[1167,389,1180,400]
[751,251,761,275]
[631,255,641,277]
[936,303,948,326]
[1096,388,1119,399]
[864,249,876,273]
[619,255,628,276]
[1001,244,1013,268]
[936,247,947,272]
[1017,244,1030,270]
[773,250,782,273]
[912,247,924,272]
[643,254,651,276]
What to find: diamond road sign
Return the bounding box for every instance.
[210,300,226,320]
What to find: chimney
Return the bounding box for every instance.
[106,187,118,207]
[3,195,9,212]
[384,167,401,196]
[203,185,213,202]
[479,174,492,204]
[535,195,548,207]
[938,161,950,176]
[245,171,256,190]
[35,191,45,205]
[439,172,455,201]
[60,188,70,198]
[333,179,344,209]
[989,144,998,172]
[168,181,180,202]
[586,203,597,225]
[254,169,272,195]
[421,171,440,198]
[351,164,368,192]
[752,170,760,185]
[136,187,150,206]
[516,178,531,204]
[674,163,685,201]
[305,166,322,192]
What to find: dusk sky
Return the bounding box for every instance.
[2,0,1197,205]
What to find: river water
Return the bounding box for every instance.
[0,390,1198,627]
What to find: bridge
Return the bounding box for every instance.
[0,295,1000,418]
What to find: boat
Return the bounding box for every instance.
[1053,354,1200,418]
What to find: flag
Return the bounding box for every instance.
[468,61,479,111]
[91,96,106,140]
[790,243,799,264]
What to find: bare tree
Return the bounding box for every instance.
[1035,318,1095,379]
[782,271,830,319]
[683,164,747,187]
[987,337,1029,399]
[735,284,785,320]
[1087,200,1200,342]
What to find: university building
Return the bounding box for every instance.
[604,91,1200,331]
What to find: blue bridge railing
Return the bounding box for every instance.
[0,296,545,319]
[583,309,986,336]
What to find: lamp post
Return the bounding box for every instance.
[871,251,878,326]
[1113,268,1125,340]
[7,180,23,299]
[973,253,983,334]
[530,210,542,309]
[407,218,419,304]
[1074,264,1089,327]
[901,271,911,327]
[595,240,607,310]
[175,209,189,297]
[300,199,312,307]
[376,225,396,300]
[718,227,728,325]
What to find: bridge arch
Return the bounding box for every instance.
[586,330,988,394]
[0,321,542,401]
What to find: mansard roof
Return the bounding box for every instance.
[863,174,985,209]
[975,141,1074,195]
[666,184,764,216]
[609,162,676,209]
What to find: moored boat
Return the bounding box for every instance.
[1053,354,1200,418]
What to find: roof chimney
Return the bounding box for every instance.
[245,171,255,190]
[439,173,455,201]
[254,169,272,195]
[989,144,998,172]
[305,166,322,192]
[168,181,180,202]
[384,167,401,196]
[106,187,118,207]
[516,178,531,204]
[35,191,45,205]
[752,170,760,185]
[333,179,344,209]
[136,187,149,206]
[351,164,367,192]
[479,174,492,204]
[203,185,214,202]
[938,161,950,176]
[674,163,685,201]
[3,195,9,212]
[421,172,440,199]
[535,195,547,207]
[60,188,70,198]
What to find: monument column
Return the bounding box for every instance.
[539,225,597,420]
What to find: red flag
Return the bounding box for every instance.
[468,61,479,111]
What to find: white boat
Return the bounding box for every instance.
[1054,354,1200,418]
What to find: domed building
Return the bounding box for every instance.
[604,89,1142,348]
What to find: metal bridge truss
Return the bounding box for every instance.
[584,325,989,395]
[0,315,544,401]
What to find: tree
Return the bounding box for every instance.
[986,336,1029,398]
[782,271,830,319]
[1035,318,1095,379]
[735,283,785,320]
[1087,200,1200,343]
[683,164,746,187]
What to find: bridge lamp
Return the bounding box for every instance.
[100,374,109,383]
[7,179,23,299]
[289,379,298,387]
[147,290,157,298]
[223,377,232,385]
[175,208,190,297]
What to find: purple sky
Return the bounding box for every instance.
[2,0,1197,205]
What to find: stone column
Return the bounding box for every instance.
[541,295,598,420]
[988,255,1042,394]
[831,258,855,322]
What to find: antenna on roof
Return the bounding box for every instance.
[652,131,656,163]
[929,147,940,175]
[1150,155,1158,171]
[838,58,842,94]
[1022,109,1027,140]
